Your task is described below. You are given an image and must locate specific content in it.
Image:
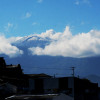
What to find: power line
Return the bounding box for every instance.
[31,67,70,70]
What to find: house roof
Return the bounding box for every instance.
[26,73,52,78]
[6,65,19,68]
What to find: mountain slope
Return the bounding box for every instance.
[1,35,100,77]
[85,75,100,86]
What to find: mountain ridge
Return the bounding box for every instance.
[1,35,100,78]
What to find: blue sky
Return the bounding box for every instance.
[0,0,100,37]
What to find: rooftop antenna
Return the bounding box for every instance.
[71,67,75,77]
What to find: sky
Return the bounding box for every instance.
[0,0,100,58]
[0,0,100,38]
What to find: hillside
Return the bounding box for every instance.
[0,35,100,78]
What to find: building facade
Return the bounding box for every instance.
[29,76,98,100]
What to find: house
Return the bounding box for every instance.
[0,57,29,94]
[6,76,98,100]
[0,57,23,78]
[74,78,98,100]
[0,57,99,100]
[28,76,98,100]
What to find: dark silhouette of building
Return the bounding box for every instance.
[0,57,23,77]
[28,76,98,100]
[0,57,99,100]
[0,57,29,96]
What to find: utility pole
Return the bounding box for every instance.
[71,67,75,77]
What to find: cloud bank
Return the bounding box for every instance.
[29,26,100,58]
[0,35,23,57]
[1,25,100,58]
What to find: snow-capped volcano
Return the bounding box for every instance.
[1,26,100,77]
[12,35,51,48]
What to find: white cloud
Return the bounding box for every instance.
[28,37,38,41]
[0,35,23,57]
[37,0,43,3]
[83,0,90,4]
[8,37,23,43]
[32,22,38,26]
[28,26,100,58]
[75,0,90,5]
[35,27,72,40]
[75,0,80,5]
[4,22,13,32]
[24,12,32,19]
